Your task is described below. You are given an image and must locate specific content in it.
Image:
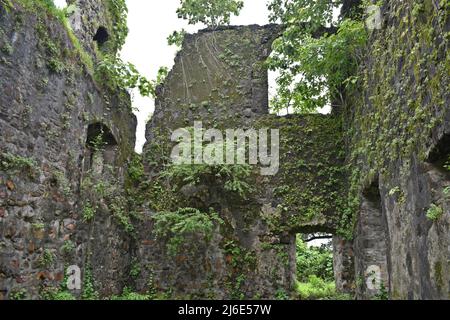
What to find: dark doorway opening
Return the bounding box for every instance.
[86,123,117,148]
[427,133,450,175]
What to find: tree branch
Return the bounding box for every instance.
[304,235,333,243]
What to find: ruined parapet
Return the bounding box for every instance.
[0,1,136,299]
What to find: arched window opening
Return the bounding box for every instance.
[84,123,118,173]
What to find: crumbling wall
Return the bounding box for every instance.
[0,1,136,299]
[347,0,450,299]
[140,25,347,299]
[1,0,448,302]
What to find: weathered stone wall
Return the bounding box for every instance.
[140,25,347,299]
[0,0,448,301]
[0,1,136,299]
[347,0,449,299]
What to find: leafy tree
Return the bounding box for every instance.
[267,0,368,113]
[96,56,168,98]
[296,237,334,282]
[176,0,244,28]
[167,29,187,48]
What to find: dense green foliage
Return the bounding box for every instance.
[162,163,254,199]
[167,29,186,48]
[127,154,145,182]
[95,54,154,97]
[294,237,352,300]
[0,0,13,11]
[426,204,444,221]
[81,266,99,300]
[176,0,244,28]
[0,152,37,177]
[267,0,367,113]
[107,0,129,51]
[295,276,351,300]
[296,238,334,282]
[153,208,224,255]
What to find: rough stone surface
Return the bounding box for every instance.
[0,0,449,300]
[346,0,449,299]
[0,1,136,299]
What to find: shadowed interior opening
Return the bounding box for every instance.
[93,26,109,46]
[427,133,450,173]
[86,123,117,148]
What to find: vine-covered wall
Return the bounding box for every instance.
[0,0,136,299]
[138,25,349,299]
[0,0,448,301]
[346,0,449,299]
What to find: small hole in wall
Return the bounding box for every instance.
[93,27,109,46]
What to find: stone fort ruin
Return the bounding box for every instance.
[0,0,448,299]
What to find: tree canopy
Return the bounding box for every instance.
[176,0,244,28]
[267,0,368,113]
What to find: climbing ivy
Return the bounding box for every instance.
[162,162,254,200]
[106,0,129,51]
[340,0,449,238]
[296,237,334,282]
[95,55,153,97]
[81,265,99,300]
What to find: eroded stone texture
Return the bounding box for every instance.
[347,0,450,299]
[0,0,449,301]
[0,1,136,299]
[353,182,389,299]
[333,236,355,294]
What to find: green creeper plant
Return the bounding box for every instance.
[167,29,186,48]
